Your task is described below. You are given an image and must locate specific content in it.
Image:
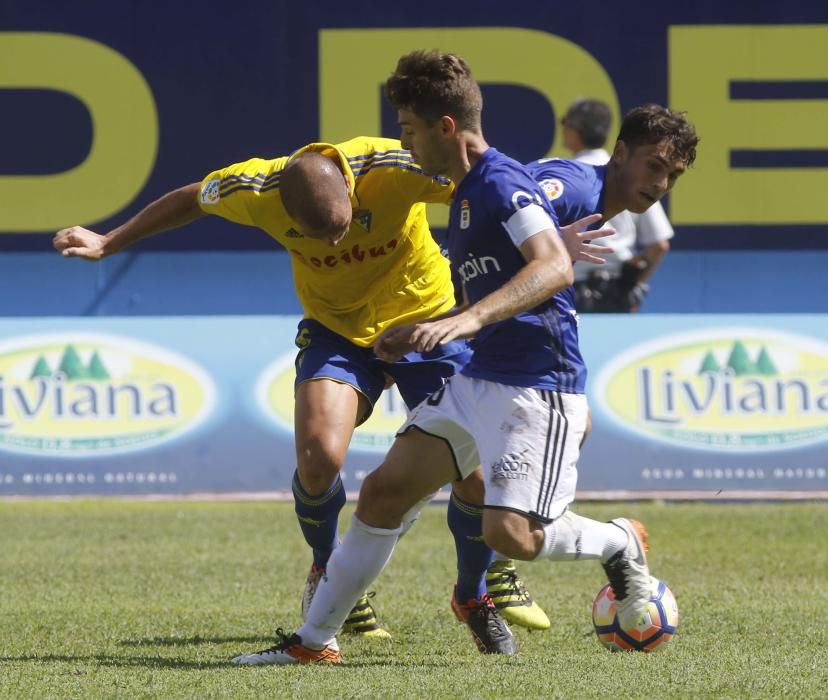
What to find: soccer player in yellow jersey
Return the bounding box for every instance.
[53,136,550,648]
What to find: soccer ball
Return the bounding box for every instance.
[592,576,678,652]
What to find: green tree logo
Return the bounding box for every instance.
[58,345,89,379]
[36,346,112,381]
[726,340,756,375]
[87,351,110,380]
[697,341,779,377]
[698,351,720,374]
[755,347,778,376]
[29,355,52,379]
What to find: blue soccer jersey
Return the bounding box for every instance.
[447,148,586,393]
[526,157,607,231]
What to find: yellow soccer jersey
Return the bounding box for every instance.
[198,137,455,346]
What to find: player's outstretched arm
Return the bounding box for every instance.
[408,227,573,353]
[53,182,205,261]
[559,212,615,265]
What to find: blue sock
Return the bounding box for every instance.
[292,471,346,570]
[447,492,493,602]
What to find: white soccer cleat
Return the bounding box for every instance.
[602,518,651,630]
[231,628,341,666]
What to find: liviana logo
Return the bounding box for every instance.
[0,333,216,456]
[595,328,828,452]
[256,355,408,452]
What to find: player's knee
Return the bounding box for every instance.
[296,439,344,496]
[356,466,413,529]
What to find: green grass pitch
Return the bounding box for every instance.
[0,500,826,698]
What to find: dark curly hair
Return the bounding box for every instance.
[385,50,482,130]
[618,104,699,167]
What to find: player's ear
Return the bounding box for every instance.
[439,115,457,137]
[611,140,628,164]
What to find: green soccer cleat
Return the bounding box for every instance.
[302,565,391,638]
[486,560,551,630]
[342,591,391,638]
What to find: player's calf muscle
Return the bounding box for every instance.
[483,512,544,561]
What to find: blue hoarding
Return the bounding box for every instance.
[0,315,825,497]
[3,1,828,252]
[2,4,828,498]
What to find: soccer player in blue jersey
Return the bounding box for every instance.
[229,50,690,665]
[524,104,698,447]
[52,135,552,642]
[529,103,697,245]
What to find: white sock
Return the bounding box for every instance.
[399,491,438,539]
[537,511,628,562]
[298,514,401,647]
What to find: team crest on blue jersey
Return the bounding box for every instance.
[460,199,471,229]
[540,178,565,201]
[200,178,220,205]
[353,209,372,232]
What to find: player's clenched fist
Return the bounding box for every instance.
[53,226,108,261]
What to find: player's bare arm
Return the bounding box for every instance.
[408,226,573,353]
[559,213,616,265]
[53,182,204,261]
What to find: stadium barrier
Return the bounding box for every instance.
[0,314,825,499]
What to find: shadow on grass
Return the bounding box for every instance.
[119,635,271,647]
[0,654,233,670]
[338,660,453,669]
[0,653,454,671]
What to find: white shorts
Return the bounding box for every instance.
[398,374,588,522]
